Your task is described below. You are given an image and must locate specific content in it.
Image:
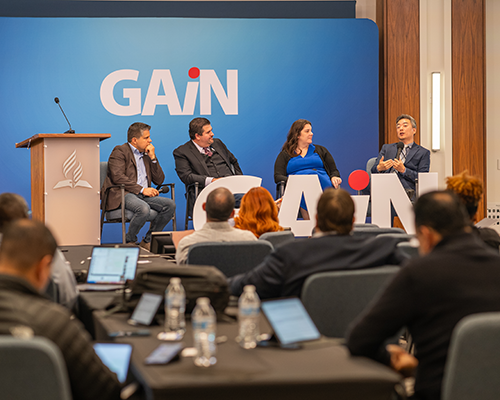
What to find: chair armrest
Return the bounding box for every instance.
[276,181,286,199]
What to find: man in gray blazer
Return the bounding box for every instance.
[371,114,430,194]
[101,122,175,249]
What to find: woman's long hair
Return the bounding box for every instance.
[234,187,284,238]
[282,119,312,157]
[446,170,483,220]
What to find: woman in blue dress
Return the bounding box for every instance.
[274,119,341,218]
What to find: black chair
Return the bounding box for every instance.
[184,182,200,230]
[186,240,273,277]
[100,161,176,243]
[442,312,500,400]
[0,336,72,400]
[301,266,400,338]
[259,231,295,248]
[276,181,286,199]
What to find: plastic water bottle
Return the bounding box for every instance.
[165,277,186,336]
[237,285,260,349]
[192,297,217,367]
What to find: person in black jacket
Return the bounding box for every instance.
[0,220,121,400]
[347,191,500,400]
[274,119,341,218]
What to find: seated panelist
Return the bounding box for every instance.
[274,119,341,217]
[173,117,243,189]
[101,122,176,250]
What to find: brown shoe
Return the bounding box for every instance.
[139,240,151,251]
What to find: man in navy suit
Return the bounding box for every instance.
[371,114,430,195]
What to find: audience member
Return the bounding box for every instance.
[0,219,121,400]
[176,187,257,264]
[228,188,408,299]
[101,122,175,250]
[446,170,500,251]
[347,191,500,400]
[0,193,78,310]
[234,187,284,238]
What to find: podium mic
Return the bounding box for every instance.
[54,97,75,134]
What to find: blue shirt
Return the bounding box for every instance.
[128,143,148,191]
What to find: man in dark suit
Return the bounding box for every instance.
[371,114,430,194]
[228,188,408,299]
[101,122,175,249]
[173,117,243,191]
[347,191,500,400]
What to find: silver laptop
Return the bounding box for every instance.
[77,246,140,291]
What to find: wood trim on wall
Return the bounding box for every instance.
[377,0,420,148]
[451,0,486,219]
[376,0,420,147]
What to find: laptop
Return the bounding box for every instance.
[260,297,321,348]
[93,343,133,384]
[77,246,140,291]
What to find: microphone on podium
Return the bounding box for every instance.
[395,142,404,160]
[54,97,75,134]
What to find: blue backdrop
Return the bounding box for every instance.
[0,17,378,243]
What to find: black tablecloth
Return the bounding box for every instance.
[94,312,401,400]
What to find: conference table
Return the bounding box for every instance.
[93,310,402,400]
[61,244,402,400]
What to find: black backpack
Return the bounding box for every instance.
[127,263,230,315]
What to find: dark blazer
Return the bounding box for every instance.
[173,138,242,188]
[371,142,430,191]
[228,234,407,299]
[274,144,340,184]
[101,143,165,211]
[347,232,500,400]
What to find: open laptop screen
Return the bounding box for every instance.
[86,247,139,284]
[261,297,321,345]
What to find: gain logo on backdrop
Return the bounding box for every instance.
[100,67,238,116]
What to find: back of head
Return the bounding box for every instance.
[445,170,483,219]
[316,188,354,235]
[234,187,283,237]
[0,193,29,233]
[283,119,312,157]
[414,191,470,237]
[0,219,57,273]
[127,122,151,142]
[205,187,235,222]
[189,117,211,140]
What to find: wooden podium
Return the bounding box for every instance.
[16,134,111,245]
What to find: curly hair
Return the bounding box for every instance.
[234,187,284,238]
[282,119,312,157]
[445,170,483,219]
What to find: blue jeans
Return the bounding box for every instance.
[124,193,176,243]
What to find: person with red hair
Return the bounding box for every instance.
[234,187,284,238]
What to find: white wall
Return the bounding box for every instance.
[420,0,453,189]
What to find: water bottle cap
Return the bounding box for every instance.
[170,277,181,284]
[243,285,256,292]
[196,297,210,305]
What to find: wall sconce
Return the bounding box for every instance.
[431,72,441,151]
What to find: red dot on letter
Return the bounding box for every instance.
[348,170,370,191]
[188,67,200,79]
